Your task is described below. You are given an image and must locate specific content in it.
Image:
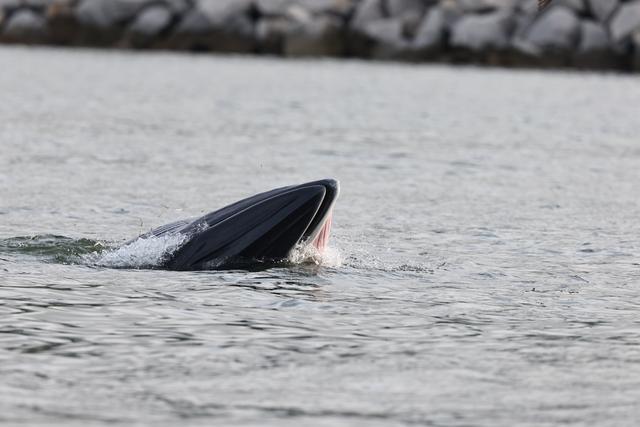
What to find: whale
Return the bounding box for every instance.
[131,179,339,271]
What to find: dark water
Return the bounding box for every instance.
[1,46,640,426]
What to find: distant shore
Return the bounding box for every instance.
[1,0,639,72]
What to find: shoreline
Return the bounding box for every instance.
[1,0,639,72]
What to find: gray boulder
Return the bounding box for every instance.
[74,0,148,45]
[256,16,294,53]
[255,0,355,16]
[75,0,146,30]
[160,0,190,15]
[579,20,610,52]
[364,18,412,59]
[0,0,20,11]
[127,4,172,47]
[46,0,79,44]
[170,0,255,52]
[1,0,51,12]
[188,0,253,28]
[1,8,47,42]
[609,0,640,43]
[516,0,538,15]
[587,0,619,23]
[350,0,384,32]
[254,0,293,16]
[412,5,445,56]
[385,0,427,38]
[348,0,384,56]
[450,11,512,52]
[574,19,617,68]
[457,0,518,13]
[284,14,344,56]
[385,0,428,17]
[632,28,640,70]
[438,0,468,30]
[549,0,588,15]
[526,6,580,52]
[512,5,537,39]
[299,0,355,16]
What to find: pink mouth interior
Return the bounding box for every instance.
[311,212,332,253]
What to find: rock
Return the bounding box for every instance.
[0,0,19,9]
[433,0,467,35]
[412,5,445,56]
[457,0,518,13]
[195,0,254,23]
[285,3,313,23]
[348,0,384,56]
[12,0,52,9]
[516,0,538,15]
[46,0,79,44]
[284,14,344,56]
[256,0,353,16]
[450,11,512,52]
[255,0,294,16]
[160,0,190,15]
[364,18,412,59]
[298,0,355,16]
[256,15,294,53]
[127,4,172,48]
[526,6,580,52]
[587,0,619,23]
[385,0,426,38]
[574,19,617,68]
[548,0,588,15]
[579,20,610,51]
[350,0,384,32]
[632,28,640,70]
[512,6,536,39]
[609,0,640,43]
[74,0,147,45]
[169,0,255,52]
[75,0,146,30]
[1,8,47,42]
[385,0,428,17]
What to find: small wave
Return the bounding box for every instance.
[85,233,188,269]
[0,235,106,263]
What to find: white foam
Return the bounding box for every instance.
[85,233,188,269]
[288,242,342,268]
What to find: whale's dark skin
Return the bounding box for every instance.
[135,179,339,271]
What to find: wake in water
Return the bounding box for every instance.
[0,235,106,262]
[0,233,442,274]
[0,234,342,271]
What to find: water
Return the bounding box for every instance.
[1,46,640,426]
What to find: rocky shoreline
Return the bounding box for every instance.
[1,0,640,71]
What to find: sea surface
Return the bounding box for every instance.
[1,46,640,426]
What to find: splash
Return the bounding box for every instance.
[288,242,342,268]
[85,233,188,269]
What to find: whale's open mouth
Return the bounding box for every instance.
[311,211,333,252]
[298,178,338,254]
[132,179,340,271]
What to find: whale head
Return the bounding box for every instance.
[153,179,339,270]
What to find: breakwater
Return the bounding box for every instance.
[1,0,640,71]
